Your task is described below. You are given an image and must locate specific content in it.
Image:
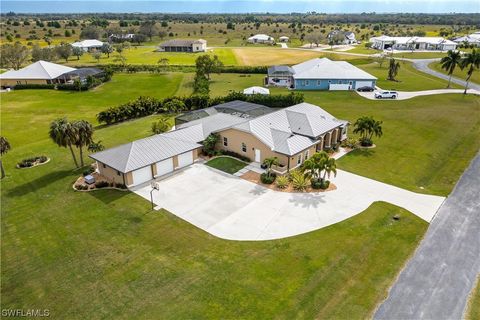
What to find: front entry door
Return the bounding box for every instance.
[254,149,261,162]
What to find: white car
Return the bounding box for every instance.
[374,91,398,99]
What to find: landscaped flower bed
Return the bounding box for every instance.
[241,171,337,193]
[16,156,49,168]
[73,172,128,192]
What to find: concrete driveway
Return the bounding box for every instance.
[357,88,480,100]
[133,163,445,241]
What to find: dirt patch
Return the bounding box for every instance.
[240,171,337,193]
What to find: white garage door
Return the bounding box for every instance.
[177,151,193,168]
[131,166,152,186]
[329,83,351,91]
[355,81,374,89]
[155,158,174,177]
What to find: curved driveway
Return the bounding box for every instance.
[374,152,480,320]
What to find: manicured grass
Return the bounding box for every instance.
[466,279,480,320]
[429,61,480,86]
[299,91,480,195]
[63,46,237,66]
[357,61,461,90]
[391,51,448,59]
[206,156,248,174]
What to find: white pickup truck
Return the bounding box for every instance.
[374,91,398,99]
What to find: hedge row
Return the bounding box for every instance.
[97,91,304,125]
[70,64,268,74]
[13,84,55,90]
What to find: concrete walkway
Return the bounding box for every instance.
[279,43,288,49]
[357,88,480,100]
[133,163,445,241]
[411,59,480,92]
[374,152,480,320]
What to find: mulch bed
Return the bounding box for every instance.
[240,171,337,193]
[73,172,127,192]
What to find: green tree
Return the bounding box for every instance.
[193,73,210,95]
[72,120,94,167]
[0,136,11,179]
[55,43,72,62]
[92,51,102,63]
[139,20,159,41]
[387,58,401,81]
[0,43,29,69]
[203,133,219,155]
[322,157,337,182]
[151,118,170,134]
[353,116,383,147]
[49,118,79,168]
[263,157,279,178]
[88,141,105,153]
[157,57,169,72]
[72,46,84,60]
[460,49,480,94]
[195,54,223,80]
[101,42,114,58]
[440,50,462,88]
[162,99,186,113]
[302,151,329,182]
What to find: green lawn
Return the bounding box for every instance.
[206,156,248,174]
[429,61,480,86]
[392,51,448,59]
[299,91,480,195]
[2,72,479,318]
[64,46,237,66]
[357,61,461,90]
[467,280,480,320]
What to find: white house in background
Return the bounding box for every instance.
[370,35,457,51]
[247,34,275,44]
[71,39,104,52]
[327,31,357,44]
[243,86,270,95]
[279,36,290,42]
[453,31,480,47]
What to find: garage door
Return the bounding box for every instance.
[177,151,193,168]
[329,83,351,91]
[131,166,152,186]
[155,158,174,177]
[355,81,374,89]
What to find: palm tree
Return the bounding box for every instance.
[322,157,337,182]
[353,116,383,146]
[460,49,480,94]
[263,157,279,178]
[0,136,11,179]
[387,58,401,81]
[72,120,94,167]
[440,50,462,88]
[49,118,79,168]
[88,140,105,153]
[302,151,328,182]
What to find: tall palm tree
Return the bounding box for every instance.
[0,136,11,179]
[322,157,337,182]
[263,157,279,178]
[302,151,328,182]
[387,58,401,81]
[353,116,383,146]
[440,50,462,88]
[72,120,94,167]
[460,49,480,94]
[49,118,79,168]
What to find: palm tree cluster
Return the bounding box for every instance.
[353,116,383,147]
[49,118,94,168]
[0,136,11,179]
[441,49,480,93]
[302,151,337,189]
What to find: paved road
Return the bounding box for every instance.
[374,152,480,320]
[357,88,480,100]
[411,59,480,91]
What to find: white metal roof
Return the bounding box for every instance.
[248,34,274,41]
[0,61,76,80]
[243,86,270,95]
[370,35,456,45]
[292,58,377,80]
[71,39,104,48]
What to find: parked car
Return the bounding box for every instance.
[357,86,375,92]
[374,91,398,99]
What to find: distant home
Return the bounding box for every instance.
[71,39,104,52]
[267,58,377,91]
[90,100,348,187]
[279,36,289,43]
[453,31,480,47]
[327,31,356,44]
[370,35,457,51]
[0,61,76,87]
[247,34,275,44]
[243,86,270,95]
[61,68,105,83]
[108,33,136,42]
[158,39,207,52]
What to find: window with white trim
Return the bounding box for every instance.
[241,143,247,152]
[297,153,302,165]
[305,150,309,160]
[305,80,310,86]
[223,137,228,146]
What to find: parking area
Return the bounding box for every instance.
[357,88,480,100]
[133,163,445,241]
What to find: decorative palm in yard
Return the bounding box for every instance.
[72,120,94,167]
[49,118,79,168]
[263,157,279,178]
[440,50,462,88]
[353,116,383,147]
[460,49,480,94]
[302,151,337,189]
[0,136,11,179]
[387,58,401,81]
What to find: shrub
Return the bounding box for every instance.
[275,175,289,189]
[17,156,48,168]
[290,170,308,191]
[221,150,250,162]
[95,181,109,188]
[359,137,373,147]
[341,137,358,149]
[260,172,276,184]
[14,84,55,90]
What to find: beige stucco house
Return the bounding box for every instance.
[90,101,348,188]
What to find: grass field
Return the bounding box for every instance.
[2,72,479,318]
[429,61,480,86]
[206,156,247,174]
[357,61,461,90]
